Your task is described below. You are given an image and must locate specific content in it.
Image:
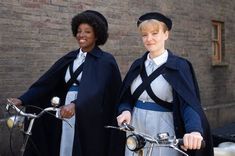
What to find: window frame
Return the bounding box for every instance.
[212,21,222,64]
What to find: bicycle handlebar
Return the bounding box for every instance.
[105,123,205,156]
[5,97,72,156]
[6,98,61,119]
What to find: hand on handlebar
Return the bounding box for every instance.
[7,98,22,106]
[60,103,75,119]
[116,110,131,126]
[181,132,203,151]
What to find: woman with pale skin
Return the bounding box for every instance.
[116,12,213,156]
[8,10,122,156]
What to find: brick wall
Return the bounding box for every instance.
[0,0,235,154]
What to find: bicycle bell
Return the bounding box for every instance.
[126,134,146,151]
[51,97,60,107]
[157,132,169,143]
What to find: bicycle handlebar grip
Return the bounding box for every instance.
[178,139,206,149]
[177,139,184,146]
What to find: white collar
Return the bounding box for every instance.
[77,49,87,59]
[147,50,168,66]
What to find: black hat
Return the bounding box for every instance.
[137,12,172,30]
[84,10,108,28]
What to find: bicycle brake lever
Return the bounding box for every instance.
[170,145,189,156]
[6,99,14,111]
[122,123,135,131]
[104,123,135,132]
[61,118,73,128]
[104,125,121,130]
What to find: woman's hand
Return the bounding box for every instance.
[181,132,203,151]
[60,103,75,119]
[8,98,22,106]
[116,110,131,126]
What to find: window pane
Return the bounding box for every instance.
[212,24,218,39]
[215,44,218,57]
[213,42,218,56]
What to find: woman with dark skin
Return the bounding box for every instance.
[9,10,122,156]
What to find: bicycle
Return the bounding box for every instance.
[106,123,205,156]
[5,97,70,156]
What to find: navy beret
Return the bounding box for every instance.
[84,10,108,28]
[137,12,172,30]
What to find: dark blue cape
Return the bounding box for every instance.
[118,51,214,156]
[19,47,123,156]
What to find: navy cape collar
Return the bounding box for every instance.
[66,46,103,59]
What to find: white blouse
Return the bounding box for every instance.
[65,49,87,85]
[130,50,173,103]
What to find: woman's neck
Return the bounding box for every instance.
[149,49,166,59]
[81,44,96,53]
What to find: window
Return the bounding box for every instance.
[211,21,226,65]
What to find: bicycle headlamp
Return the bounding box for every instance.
[126,134,146,151]
[6,115,24,129]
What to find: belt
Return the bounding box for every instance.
[135,100,172,112]
[69,85,79,91]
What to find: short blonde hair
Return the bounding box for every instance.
[138,19,168,33]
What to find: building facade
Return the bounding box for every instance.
[0,0,234,155]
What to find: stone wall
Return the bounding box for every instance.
[0,0,235,155]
